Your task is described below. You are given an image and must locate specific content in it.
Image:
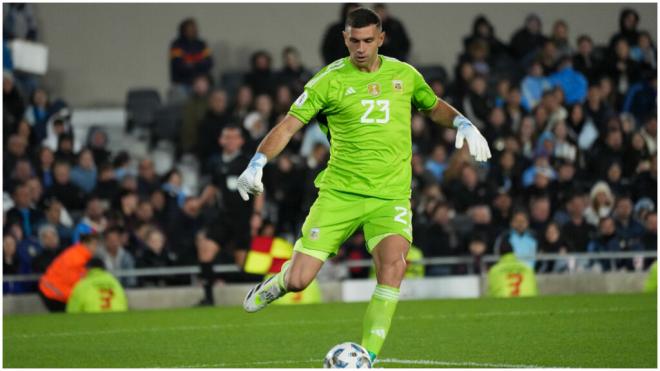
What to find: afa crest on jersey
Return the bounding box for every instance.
[392,80,403,93]
[367,83,381,97]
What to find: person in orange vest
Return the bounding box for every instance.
[38,232,99,312]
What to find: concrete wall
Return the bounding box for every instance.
[4,272,650,315]
[33,3,656,106]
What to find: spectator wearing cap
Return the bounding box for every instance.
[66,257,128,313]
[38,232,100,312]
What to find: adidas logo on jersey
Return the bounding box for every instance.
[345,87,356,96]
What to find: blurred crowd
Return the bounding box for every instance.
[3,4,657,296]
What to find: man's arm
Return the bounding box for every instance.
[256,114,306,160]
[237,115,305,201]
[423,98,462,128]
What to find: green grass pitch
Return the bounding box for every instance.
[3,293,657,368]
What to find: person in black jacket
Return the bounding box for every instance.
[169,18,213,89]
[197,89,232,164]
[509,13,547,60]
[244,51,277,97]
[198,125,264,304]
[6,182,44,239]
[462,15,508,62]
[373,4,411,61]
[320,3,361,64]
[608,8,641,51]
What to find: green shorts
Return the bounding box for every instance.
[294,188,413,262]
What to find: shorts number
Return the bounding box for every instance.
[361,99,390,124]
[99,288,114,309]
[507,273,523,297]
[394,206,412,237]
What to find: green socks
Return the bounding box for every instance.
[361,284,400,361]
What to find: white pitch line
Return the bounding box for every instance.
[174,358,552,368]
[6,307,649,340]
[378,358,549,368]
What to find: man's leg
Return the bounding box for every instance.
[361,234,409,362]
[197,232,220,306]
[243,249,324,312]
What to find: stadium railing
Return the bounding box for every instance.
[3,251,657,285]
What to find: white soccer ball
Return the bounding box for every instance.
[323,342,372,368]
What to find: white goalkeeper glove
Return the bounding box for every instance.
[237,152,267,201]
[454,116,492,162]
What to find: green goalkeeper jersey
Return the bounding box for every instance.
[288,56,438,199]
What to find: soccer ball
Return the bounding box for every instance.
[323,342,372,368]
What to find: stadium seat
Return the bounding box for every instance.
[153,103,183,144]
[125,88,161,134]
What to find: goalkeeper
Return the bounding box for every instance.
[240,7,490,363]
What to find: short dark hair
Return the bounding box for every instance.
[345,7,381,30]
[86,257,106,270]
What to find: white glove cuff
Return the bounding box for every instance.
[453,115,472,129]
[248,152,268,169]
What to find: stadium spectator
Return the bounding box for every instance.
[461,74,491,129]
[372,4,411,61]
[494,210,538,268]
[612,195,645,252]
[98,226,136,287]
[424,144,448,183]
[6,182,43,239]
[231,85,254,125]
[606,37,643,108]
[23,87,51,143]
[66,257,128,313]
[630,31,656,70]
[4,134,28,181]
[583,181,614,227]
[608,8,640,50]
[169,18,213,91]
[417,202,459,276]
[462,15,508,62]
[587,216,624,271]
[3,3,38,41]
[86,127,111,167]
[641,212,656,252]
[197,89,232,162]
[38,232,99,312]
[263,153,305,237]
[560,193,595,253]
[134,227,177,287]
[521,61,551,112]
[72,196,108,243]
[572,35,602,84]
[277,46,313,97]
[488,240,538,298]
[320,3,360,65]
[538,221,569,272]
[95,163,120,203]
[548,56,588,106]
[199,125,263,269]
[32,223,62,274]
[136,158,159,198]
[70,148,97,194]
[165,196,204,266]
[244,50,277,96]
[550,20,573,58]
[181,74,210,155]
[3,72,26,131]
[509,13,547,60]
[529,195,552,236]
[54,133,77,165]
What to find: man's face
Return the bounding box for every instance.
[41,229,59,249]
[139,159,155,180]
[511,212,529,233]
[87,199,104,219]
[219,128,244,154]
[104,232,122,252]
[13,186,31,208]
[615,198,633,220]
[343,25,384,68]
[645,214,657,233]
[54,164,70,184]
[209,91,227,113]
[531,199,550,222]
